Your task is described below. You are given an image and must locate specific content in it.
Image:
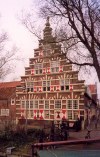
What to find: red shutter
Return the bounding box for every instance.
[34,86,37,92]
[39,86,42,92]
[43,68,46,74]
[34,110,37,119]
[39,50,43,57]
[50,86,54,91]
[59,66,63,72]
[47,67,50,73]
[62,110,66,120]
[70,85,73,91]
[31,69,34,75]
[39,110,43,120]
[56,86,60,91]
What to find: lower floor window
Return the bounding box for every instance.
[68,110,72,120]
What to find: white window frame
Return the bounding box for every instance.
[45,100,49,109]
[0,109,9,116]
[55,100,61,109]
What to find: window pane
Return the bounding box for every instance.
[43,87,46,91]
[44,110,49,119]
[68,111,72,119]
[22,101,25,108]
[66,85,69,90]
[47,81,50,86]
[67,100,72,109]
[26,101,29,109]
[73,111,78,120]
[34,101,38,108]
[60,80,64,86]
[30,110,34,118]
[65,79,70,84]
[45,100,49,109]
[73,100,78,109]
[30,101,34,108]
[55,100,61,109]
[61,86,64,91]
[43,81,46,86]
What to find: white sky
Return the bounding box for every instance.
[0,0,39,80]
[0,0,100,97]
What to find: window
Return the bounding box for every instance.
[55,100,61,109]
[26,82,34,92]
[43,81,50,91]
[34,63,43,74]
[51,61,60,73]
[60,79,70,91]
[34,101,38,109]
[45,100,49,109]
[26,101,29,109]
[44,110,49,119]
[1,109,9,116]
[22,101,25,108]
[30,101,34,108]
[73,100,78,109]
[67,100,72,109]
[60,80,64,91]
[73,111,78,120]
[30,110,34,118]
[68,111,72,120]
[11,99,15,105]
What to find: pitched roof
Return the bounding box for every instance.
[0,81,21,99]
[0,81,21,88]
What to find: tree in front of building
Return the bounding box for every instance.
[22,0,100,81]
[0,17,19,80]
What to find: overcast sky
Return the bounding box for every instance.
[0,0,39,80]
[0,0,100,97]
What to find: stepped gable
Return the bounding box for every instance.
[16,18,85,125]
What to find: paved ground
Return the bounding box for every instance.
[69,128,100,139]
[59,128,100,150]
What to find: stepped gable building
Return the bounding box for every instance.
[16,18,85,126]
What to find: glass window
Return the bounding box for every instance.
[44,110,49,119]
[26,101,29,109]
[73,100,78,109]
[66,85,69,90]
[67,100,72,109]
[65,79,70,85]
[51,61,60,67]
[26,82,34,92]
[30,101,34,108]
[22,101,25,108]
[55,100,61,109]
[34,63,42,69]
[30,110,34,118]
[73,111,78,120]
[61,86,64,91]
[45,100,49,109]
[47,81,50,87]
[34,101,38,109]
[43,87,46,91]
[43,81,46,87]
[60,80,64,86]
[68,111,72,120]
[39,100,44,104]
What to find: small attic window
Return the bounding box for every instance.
[11,99,15,105]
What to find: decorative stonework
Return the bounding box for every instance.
[16,18,85,123]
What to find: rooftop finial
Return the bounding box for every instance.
[47,16,49,23]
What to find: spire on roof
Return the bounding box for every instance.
[43,17,53,41]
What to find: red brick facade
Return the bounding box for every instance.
[0,81,20,129]
[16,18,85,126]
